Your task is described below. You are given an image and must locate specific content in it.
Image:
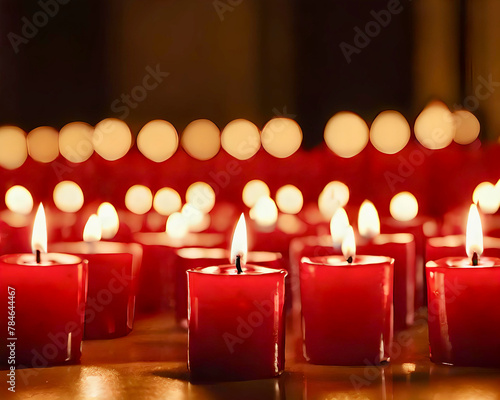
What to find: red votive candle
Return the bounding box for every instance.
[0,252,88,368]
[50,241,142,339]
[175,247,283,326]
[187,214,287,381]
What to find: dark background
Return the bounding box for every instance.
[0,0,497,148]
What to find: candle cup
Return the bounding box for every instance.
[0,253,88,368]
[300,255,394,365]
[188,265,287,382]
[426,257,500,367]
[50,242,142,339]
[175,248,283,327]
[426,235,500,262]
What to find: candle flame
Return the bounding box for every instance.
[83,214,102,242]
[330,207,350,246]
[31,203,47,254]
[341,225,356,262]
[466,203,483,262]
[230,213,247,266]
[97,202,119,239]
[390,191,418,222]
[358,200,380,239]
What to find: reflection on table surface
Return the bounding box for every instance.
[5,311,500,400]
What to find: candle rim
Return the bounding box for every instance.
[176,247,282,262]
[0,252,85,266]
[427,256,500,269]
[301,254,394,267]
[50,241,142,257]
[187,264,287,276]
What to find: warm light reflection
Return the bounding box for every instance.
[341,226,356,261]
[242,180,270,208]
[125,185,153,215]
[5,185,33,215]
[27,126,59,163]
[230,213,248,266]
[473,181,500,214]
[324,111,369,157]
[53,181,84,213]
[249,196,278,227]
[221,119,261,160]
[83,214,102,242]
[369,110,410,154]
[166,212,189,239]
[318,181,349,220]
[453,110,480,145]
[358,200,380,239]
[390,191,418,221]
[414,101,455,149]
[186,182,216,214]
[261,118,302,158]
[181,203,204,228]
[0,126,27,169]
[59,121,94,163]
[137,120,178,162]
[275,184,303,214]
[153,187,182,216]
[330,207,350,246]
[181,119,220,160]
[466,203,483,262]
[97,202,119,239]
[93,118,132,161]
[31,203,47,254]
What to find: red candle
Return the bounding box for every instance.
[175,247,283,326]
[187,214,287,381]
[426,235,500,262]
[427,204,500,367]
[0,204,88,368]
[299,227,394,365]
[51,215,142,339]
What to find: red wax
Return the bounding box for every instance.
[291,234,414,329]
[174,248,283,325]
[50,242,142,339]
[188,265,287,381]
[426,235,500,262]
[300,255,394,365]
[133,232,226,313]
[0,253,88,368]
[426,257,500,367]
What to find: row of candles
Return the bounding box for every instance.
[1,173,500,382]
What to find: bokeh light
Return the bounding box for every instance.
[221,119,261,160]
[250,196,278,227]
[473,182,500,214]
[125,185,153,215]
[414,101,455,150]
[181,119,220,160]
[153,188,182,216]
[324,112,369,158]
[186,182,216,214]
[59,122,94,163]
[318,181,350,220]
[181,203,205,228]
[137,120,178,162]
[453,110,480,145]
[93,118,132,161]
[261,118,302,158]
[369,110,410,154]
[275,185,303,214]
[390,191,419,221]
[0,126,27,169]
[27,126,59,163]
[5,185,33,215]
[242,180,270,208]
[53,181,84,213]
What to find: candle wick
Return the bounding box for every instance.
[235,255,243,274]
[472,252,479,266]
[347,256,353,264]
[36,249,41,264]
